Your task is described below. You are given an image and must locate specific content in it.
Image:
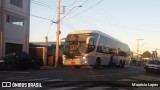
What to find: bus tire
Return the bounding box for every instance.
[93,58,101,69]
[74,66,81,69]
[119,60,123,68]
[122,60,125,68]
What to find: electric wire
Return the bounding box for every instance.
[4,1,159,33]
[65,0,79,7]
[81,0,89,6]
[69,0,104,18]
[31,0,57,8]
[4,7,55,22]
[60,0,89,22]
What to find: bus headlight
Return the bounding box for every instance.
[84,60,88,64]
[82,56,86,60]
[63,55,68,59]
[81,56,88,64]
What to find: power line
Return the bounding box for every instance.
[31,2,54,8]
[46,9,58,37]
[4,7,55,22]
[86,4,160,33]
[31,15,55,22]
[81,0,89,6]
[60,5,82,22]
[31,0,52,6]
[70,0,104,18]
[66,0,88,7]
[62,19,78,30]
[61,23,77,31]
[59,0,89,22]
[31,0,57,9]
[5,1,160,33]
[65,0,79,7]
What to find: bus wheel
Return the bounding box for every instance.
[93,58,101,69]
[122,60,125,68]
[74,66,81,69]
[119,60,123,68]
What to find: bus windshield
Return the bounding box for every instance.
[63,34,90,56]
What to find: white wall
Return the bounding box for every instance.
[4,16,28,41]
[0,0,2,30]
[2,0,30,55]
[4,0,30,17]
[0,0,1,7]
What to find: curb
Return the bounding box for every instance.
[40,65,65,70]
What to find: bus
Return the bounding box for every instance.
[62,30,130,69]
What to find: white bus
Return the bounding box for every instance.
[62,30,130,69]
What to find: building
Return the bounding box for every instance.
[0,0,30,57]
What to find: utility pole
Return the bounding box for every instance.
[0,32,2,58]
[136,39,144,65]
[44,36,48,65]
[55,0,61,68]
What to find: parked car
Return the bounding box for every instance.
[0,59,5,70]
[31,56,43,70]
[144,60,160,73]
[2,52,43,70]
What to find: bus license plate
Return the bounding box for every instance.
[71,62,75,64]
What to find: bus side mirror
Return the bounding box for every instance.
[86,36,95,45]
[60,38,66,45]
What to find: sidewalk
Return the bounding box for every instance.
[40,65,64,70]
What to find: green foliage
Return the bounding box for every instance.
[141,51,152,58]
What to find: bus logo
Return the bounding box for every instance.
[2,82,11,87]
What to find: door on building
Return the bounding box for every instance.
[29,47,44,58]
[5,43,23,54]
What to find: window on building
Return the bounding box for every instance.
[10,0,23,8]
[6,15,24,26]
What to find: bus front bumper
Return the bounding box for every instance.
[63,59,88,66]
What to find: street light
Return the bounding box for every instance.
[139,43,147,54]
[136,39,144,56]
[60,5,82,21]
[136,39,144,66]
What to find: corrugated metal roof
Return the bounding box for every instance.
[30,42,64,46]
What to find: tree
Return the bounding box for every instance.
[152,51,158,58]
[141,51,152,58]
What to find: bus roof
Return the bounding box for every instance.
[68,30,128,46]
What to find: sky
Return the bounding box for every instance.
[30,0,160,53]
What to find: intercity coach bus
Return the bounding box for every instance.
[62,30,130,69]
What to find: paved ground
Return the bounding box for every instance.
[0,66,160,90]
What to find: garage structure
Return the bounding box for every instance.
[30,42,64,65]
